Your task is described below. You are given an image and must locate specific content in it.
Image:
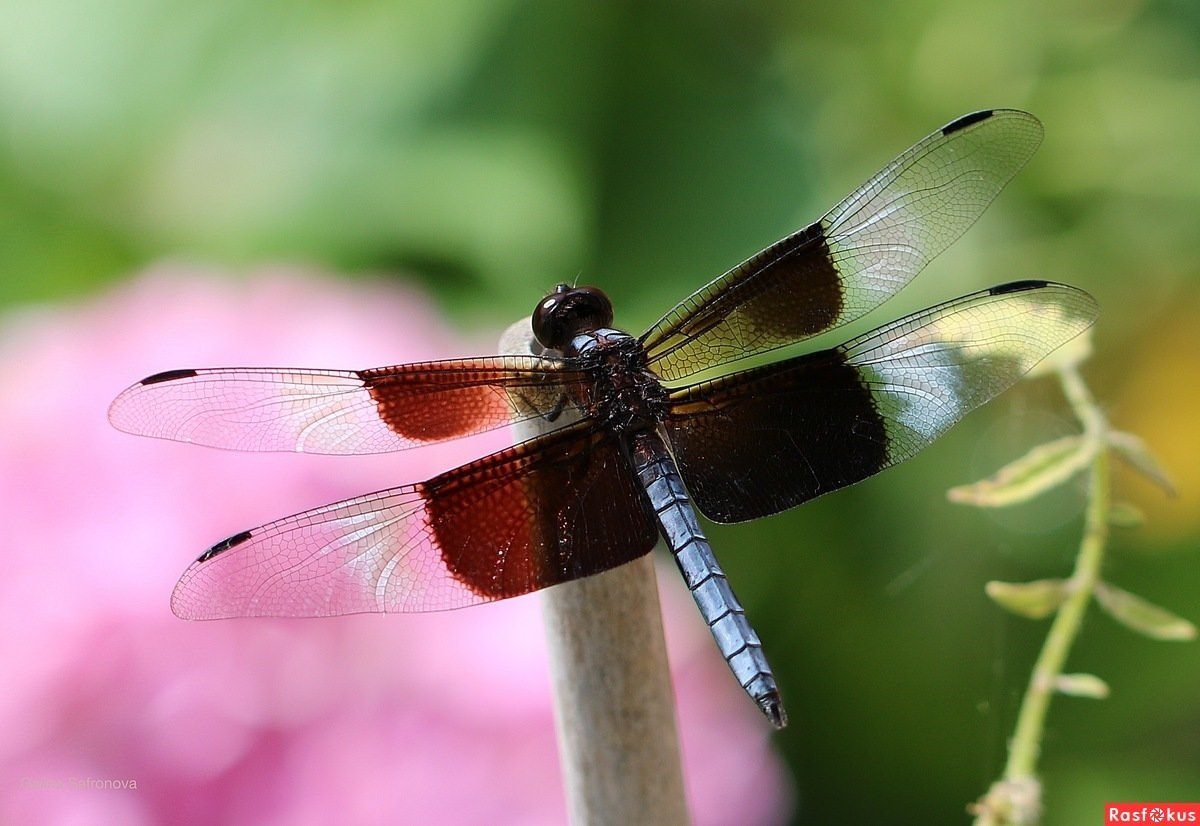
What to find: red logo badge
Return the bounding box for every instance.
[1106,804,1200,824]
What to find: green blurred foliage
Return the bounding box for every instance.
[2,0,1197,823]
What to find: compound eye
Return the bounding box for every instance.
[531,286,613,349]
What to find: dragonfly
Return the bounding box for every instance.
[109,109,1097,728]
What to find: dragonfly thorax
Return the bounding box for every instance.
[567,329,668,434]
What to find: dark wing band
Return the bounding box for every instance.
[641,110,1044,381]
[109,356,591,454]
[171,423,658,618]
[663,281,1098,522]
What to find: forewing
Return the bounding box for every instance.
[171,423,659,618]
[109,357,591,454]
[663,281,1098,522]
[641,110,1044,380]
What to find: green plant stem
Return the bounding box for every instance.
[974,366,1110,824]
[1003,367,1109,778]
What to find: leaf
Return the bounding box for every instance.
[1107,501,1145,528]
[1094,581,1197,641]
[947,435,1094,507]
[985,579,1071,619]
[1054,673,1110,699]
[1108,431,1177,496]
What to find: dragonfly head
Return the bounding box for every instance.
[532,284,614,351]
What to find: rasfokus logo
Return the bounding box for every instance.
[1107,803,1200,824]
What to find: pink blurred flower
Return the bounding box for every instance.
[0,265,792,825]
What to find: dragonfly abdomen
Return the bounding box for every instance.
[631,431,786,728]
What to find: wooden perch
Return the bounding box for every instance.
[498,319,689,826]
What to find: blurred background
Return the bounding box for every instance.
[1,0,1198,823]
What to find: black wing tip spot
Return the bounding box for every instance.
[198,530,253,562]
[142,368,198,385]
[990,280,1049,295]
[942,110,994,135]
